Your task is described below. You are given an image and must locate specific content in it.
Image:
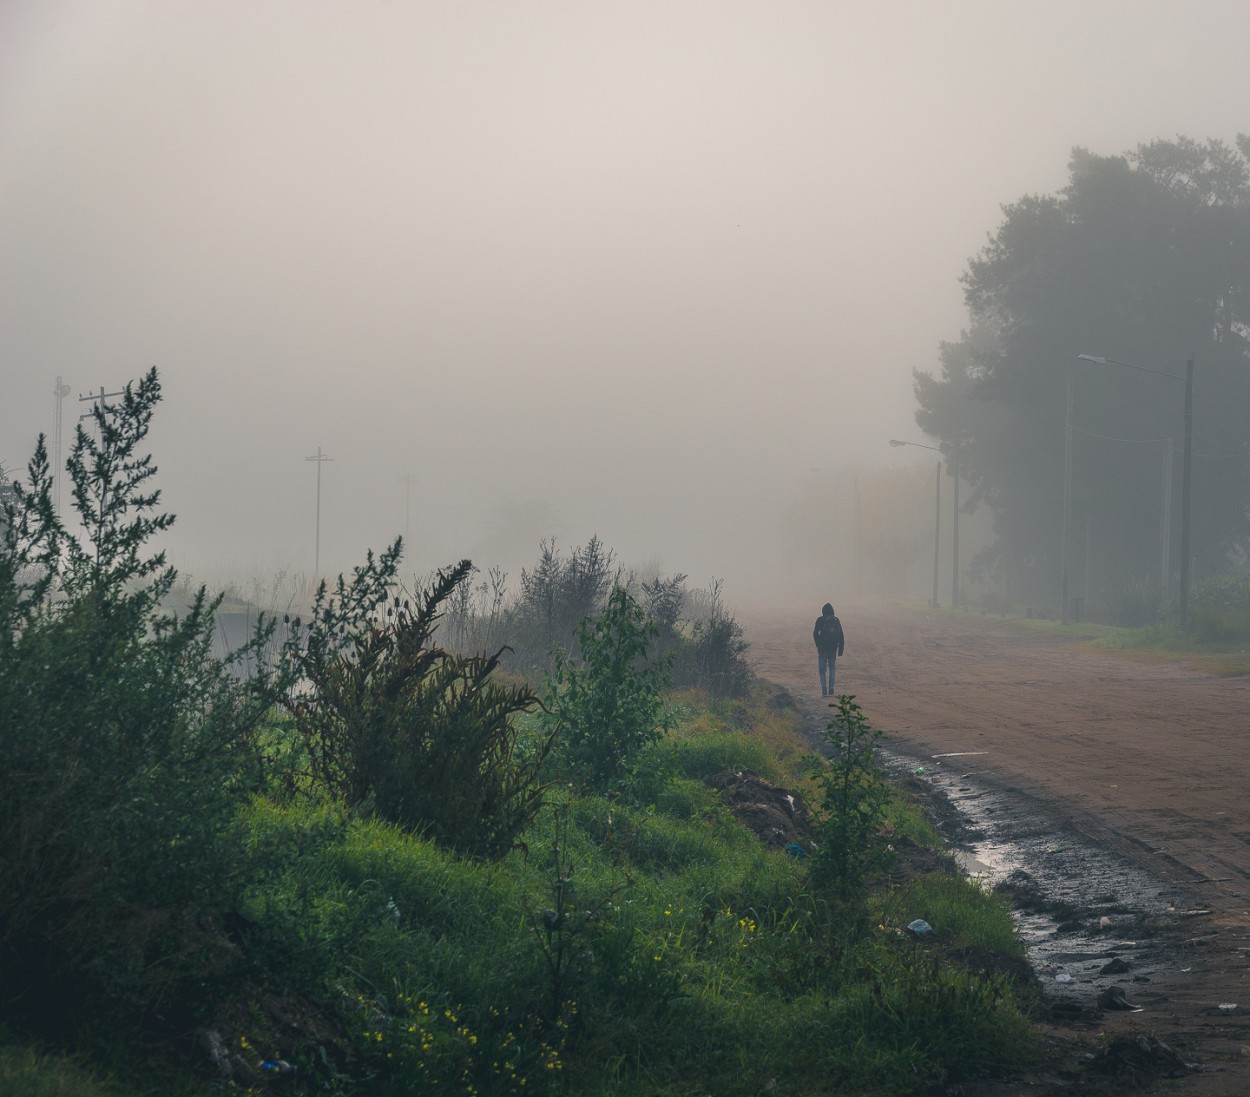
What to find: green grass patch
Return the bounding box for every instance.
[884,785,945,849]
[669,683,813,778]
[0,1044,138,1097]
[910,603,1250,676]
[0,680,1041,1097]
[879,873,1024,955]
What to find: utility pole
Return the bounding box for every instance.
[75,385,123,555]
[950,446,961,610]
[889,440,945,608]
[932,460,941,609]
[53,377,70,513]
[1160,437,1173,602]
[854,474,862,597]
[1179,355,1194,632]
[306,446,333,578]
[1060,367,1073,625]
[1075,351,1195,630]
[78,384,124,423]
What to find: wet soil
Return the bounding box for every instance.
[744,602,1250,1096]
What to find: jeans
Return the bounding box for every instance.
[818,652,837,695]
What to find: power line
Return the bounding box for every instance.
[1071,425,1176,444]
[77,384,124,422]
[1073,423,1250,458]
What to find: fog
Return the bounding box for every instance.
[4,1,1250,608]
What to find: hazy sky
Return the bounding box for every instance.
[4,0,1249,601]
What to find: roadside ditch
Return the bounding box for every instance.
[786,689,1250,1090]
[872,740,1250,1091]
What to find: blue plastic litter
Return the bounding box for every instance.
[906,919,934,936]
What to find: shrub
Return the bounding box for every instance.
[284,561,551,860]
[544,586,672,792]
[676,582,754,697]
[0,370,281,1027]
[808,695,894,897]
[1190,573,1250,643]
[504,536,622,677]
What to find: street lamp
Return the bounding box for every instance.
[1060,364,1075,624]
[1075,353,1194,630]
[890,439,944,609]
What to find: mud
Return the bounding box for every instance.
[882,749,1184,1000]
[745,603,1250,1095]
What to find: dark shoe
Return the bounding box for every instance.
[821,687,828,696]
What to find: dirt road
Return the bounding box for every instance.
[743,602,1250,1093]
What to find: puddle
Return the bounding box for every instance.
[952,844,1011,879]
[876,745,1195,1007]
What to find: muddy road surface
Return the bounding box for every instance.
[744,603,1250,1095]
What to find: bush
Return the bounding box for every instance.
[544,586,672,792]
[283,560,551,860]
[674,580,754,697]
[439,543,757,700]
[0,370,281,1027]
[1190,573,1250,643]
[505,536,622,677]
[808,695,894,897]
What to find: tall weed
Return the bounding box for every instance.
[808,695,894,897]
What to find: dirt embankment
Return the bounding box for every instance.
[744,603,1250,1095]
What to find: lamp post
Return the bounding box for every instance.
[890,439,943,609]
[1076,353,1194,631]
[951,445,961,609]
[1060,365,1074,624]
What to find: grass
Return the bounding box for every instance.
[0,685,1039,1097]
[879,873,1022,954]
[0,1045,133,1097]
[915,601,1250,676]
[884,785,945,848]
[1080,621,1250,676]
[668,682,813,779]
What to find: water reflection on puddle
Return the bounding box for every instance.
[877,745,1187,1005]
[953,845,1011,880]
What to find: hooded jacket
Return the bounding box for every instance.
[813,603,845,656]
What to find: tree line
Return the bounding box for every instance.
[915,135,1250,623]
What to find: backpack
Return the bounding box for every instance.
[816,614,839,648]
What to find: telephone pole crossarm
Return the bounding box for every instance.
[77,385,125,422]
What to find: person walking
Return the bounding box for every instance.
[813,602,845,697]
